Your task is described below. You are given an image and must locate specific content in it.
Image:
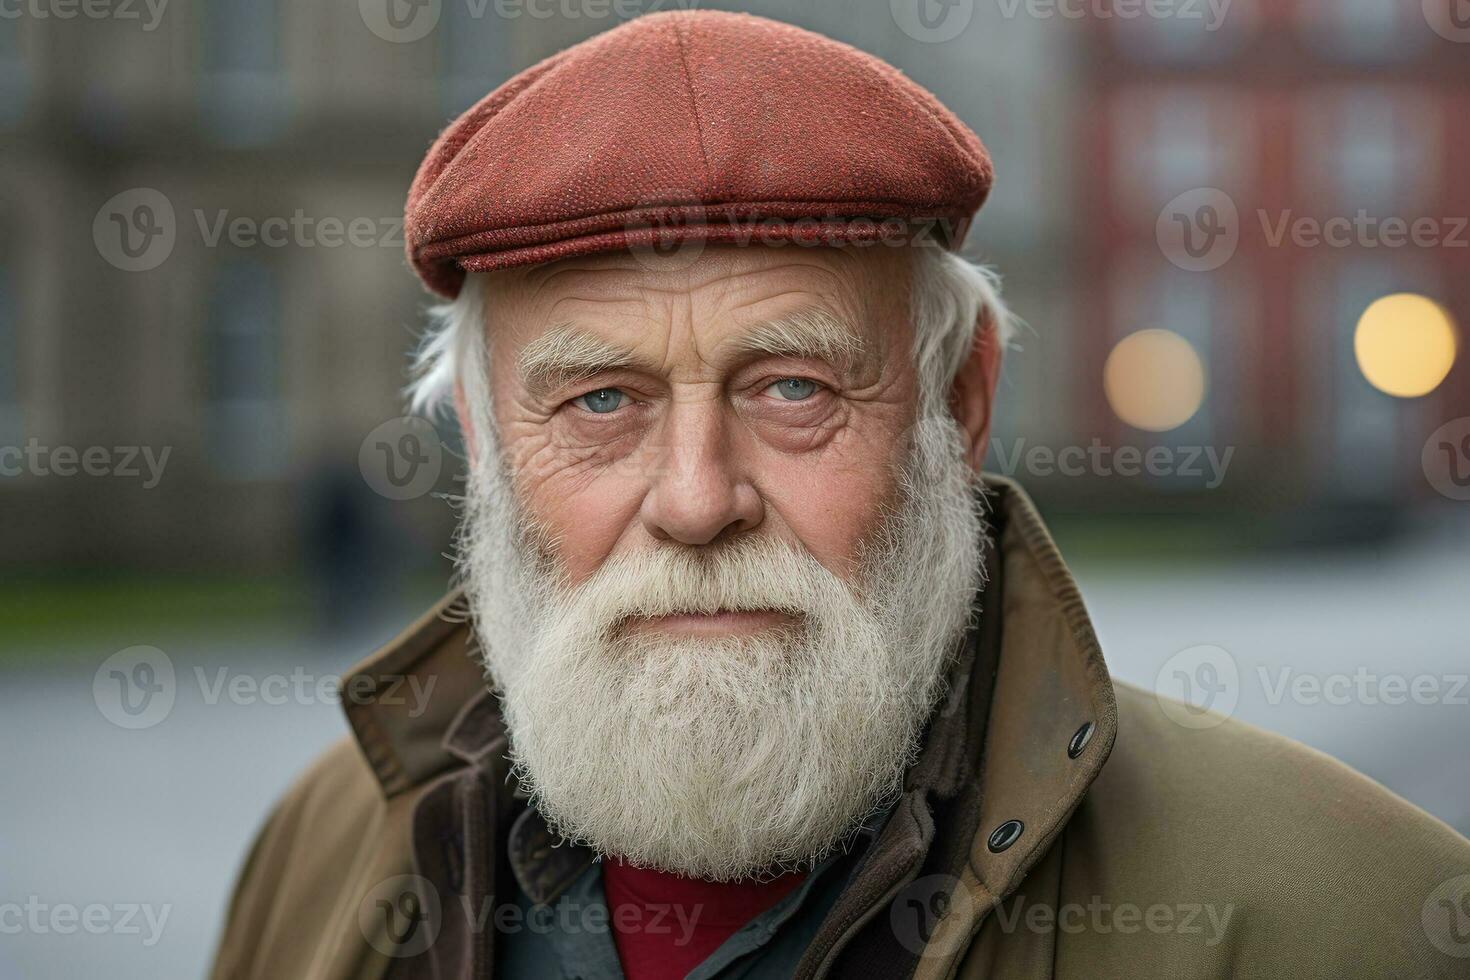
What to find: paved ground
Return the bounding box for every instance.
[1069,517,1470,837]
[2,525,1466,978]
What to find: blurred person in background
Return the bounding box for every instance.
[210,11,1470,980]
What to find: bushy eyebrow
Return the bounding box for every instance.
[516,326,641,399]
[725,308,867,367]
[515,308,867,400]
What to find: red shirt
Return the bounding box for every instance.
[601,860,808,980]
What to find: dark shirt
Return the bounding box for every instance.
[497,806,892,980]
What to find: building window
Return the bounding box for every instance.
[0,267,19,448]
[1111,0,1254,64]
[1112,88,1252,217]
[1298,0,1426,63]
[205,259,284,478]
[1307,256,1438,500]
[1298,88,1438,216]
[1109,255,1241,453]
[1328,260,1397,497]
[0,17,28,128]
[200,0,287,145]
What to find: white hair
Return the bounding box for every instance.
[404,247,1016,421]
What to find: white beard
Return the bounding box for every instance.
[457,413,985,882]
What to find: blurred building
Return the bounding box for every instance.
[0,0,518,571]
[0,0,1464,574]
[1073,0,1469,514]
[0,0,1075,573]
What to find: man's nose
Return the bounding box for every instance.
[638,399,763,546]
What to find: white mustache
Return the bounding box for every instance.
[552,534,848,638]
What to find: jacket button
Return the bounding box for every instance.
[1067,721,1095,759]
[987,819,1024,853]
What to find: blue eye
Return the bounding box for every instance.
[574,388,626,414]
[768,378,819,401]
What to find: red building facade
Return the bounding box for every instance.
[1077,0,1469,506]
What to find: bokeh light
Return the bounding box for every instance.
[1354,293,1458,399]
[1104,329,1207,432]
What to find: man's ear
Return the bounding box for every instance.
[949,315,1002,475]
[453,381,477,466]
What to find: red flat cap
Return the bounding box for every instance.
[405,10,993,298]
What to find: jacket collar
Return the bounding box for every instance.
[340,592,492,798]
[339,476,1117,913]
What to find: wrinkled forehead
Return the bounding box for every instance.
[479,245,916,364]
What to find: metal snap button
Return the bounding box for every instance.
[1067,721,1095,759]
[987,819,1024,853]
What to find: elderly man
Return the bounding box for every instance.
[212,11,1470,980]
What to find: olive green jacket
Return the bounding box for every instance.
[211,478,1470,979]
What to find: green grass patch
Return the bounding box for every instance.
[0,575,312,663]
[1041,515,1255,567]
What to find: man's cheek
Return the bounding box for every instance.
[521,464,647,583]
[755,436,899,578]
